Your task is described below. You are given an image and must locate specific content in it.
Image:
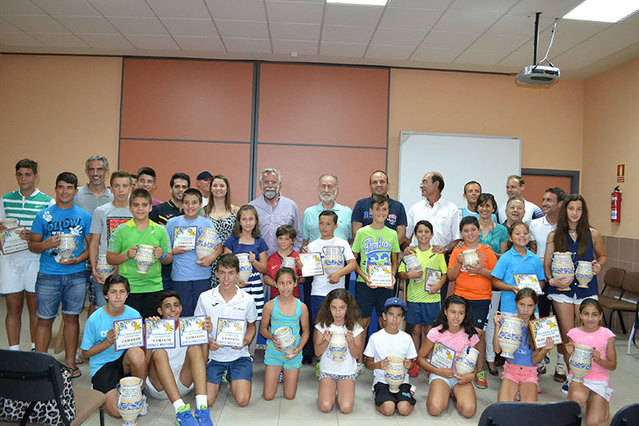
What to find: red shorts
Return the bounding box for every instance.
[502,362,538,385]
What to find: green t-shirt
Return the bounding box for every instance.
[108,219,170,293]
[352,225,400,283]
[399,247,448,303]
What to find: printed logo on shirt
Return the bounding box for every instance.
[43,210,53,222]
[387,214,397,226]
[106,217,130,243]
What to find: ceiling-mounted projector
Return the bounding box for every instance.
[516,65,560,85]
[516,12,560,87]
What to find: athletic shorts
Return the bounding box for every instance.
[429,373,458,389]
[356,281,393,318]
[92,353,126,394]
[206,357,253,384]
[318,371,356,381]
[145,373,193,400]
[465,298,491,330]
[406,301,440,325]
[373,382,416,407]
[502,362,538,385]
[548,293,598,305]
[0,255,39,294]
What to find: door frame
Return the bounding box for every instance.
[521,168,580,194]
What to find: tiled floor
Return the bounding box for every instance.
[1,297,638,425]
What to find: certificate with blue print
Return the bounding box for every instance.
[215,317,246,347]
[114,318,144,351]
[145,319,177,350]
[178,316,209,346]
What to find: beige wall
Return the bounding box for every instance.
[0,54,122,196]
[388,68,584,196]
[582,58,639,238]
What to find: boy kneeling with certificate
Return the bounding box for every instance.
[80,274,146,419]
[145,291,213,425]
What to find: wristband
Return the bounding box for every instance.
[160,252,167,261]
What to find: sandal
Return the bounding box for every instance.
[70,367,82,379]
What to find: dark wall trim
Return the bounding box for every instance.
[249,62,260,201]
[521,168,580,194]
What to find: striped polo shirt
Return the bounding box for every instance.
[1,189,53,258]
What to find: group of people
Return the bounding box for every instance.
[0,157,614,425]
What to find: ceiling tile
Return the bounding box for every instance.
[88,0,155,18]
[366,43,414,60]
[0,0,45,16]
[2,14,68,33]
[79,32,134,49]
[454,49,505,65]
[324,4,384,27]
[421,30,476,49]
[471,33,530,53]
[621,11,639,26]
[272,38,317,55]
[322,24,374,43]
[216,19,268,38]
[411,44,460,62]
[174,35,225,51]
[0,18,22,33]
[490,13,539,36]
[270,22,320,40]
[205,0,266,21]
[266,1,324,24]
[498,44,535,67]
[508,0,581,19]
[127,34,179,49]
[146,0,210,19]
[449,0,518,14]
[224,36,271,53]
[33,32,89,48]
[108,16,167,35]
[387,0,451,9]
[0,32,44,46]
[434,8,502,33]
[57,16,117,34]
[320,41,366,57]
[162,18,218,37]
[31,0,99,17]
[371,27,425,45]
[379,7,441,30]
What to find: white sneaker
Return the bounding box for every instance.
[356,362,364,377]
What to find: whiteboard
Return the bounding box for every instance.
[398,132,521,216]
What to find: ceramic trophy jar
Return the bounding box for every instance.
[328,329,348,361]
[569,344,593,383]
[385,356,406,393]
[575,261,594,289]
[455,346,480,375]
[497,315,523,359]
[403,254,423,283]
[322,245,345,275]
[135,244,154,274]
[117,376,144,426]
[57,234,76,261]
[96,254,115,277]
[237,253,252,282]
[552,252,574,291]
[196,227,218,261]
[273,326,296,355]
[462,249,480,275]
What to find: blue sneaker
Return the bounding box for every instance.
[176,404,198,426]
[561,381,569,395]
[195,406,213,426]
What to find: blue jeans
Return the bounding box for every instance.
[36,271,88,319]
[173,279,211,317]
[90,275,107,307]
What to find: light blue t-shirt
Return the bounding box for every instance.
[165,215,220,281]
[31,204,92,275]
[80,305,141,377]
[491,247,545,314]
[511,326,535,367]
[301,202,353,242]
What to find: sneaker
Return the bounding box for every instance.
[561,381,569,395]
[544,355,550,364]
[408,360,420,377]
[176,404,198,426]
[537,363,547,375]
[315,362,321,379]
[194,406,213,426]
[474,370,488,389]
[554,364,567,383]
[356,362,364,377]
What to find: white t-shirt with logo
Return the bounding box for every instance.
[315,322,364,375]
[307,236,355,296]
[363,328,417,385]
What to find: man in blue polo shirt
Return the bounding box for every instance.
[302,174,352,245]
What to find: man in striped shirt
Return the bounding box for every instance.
[0,159,54,351]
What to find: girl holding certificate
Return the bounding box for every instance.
[260,267,310,401]
[493,288,554,403]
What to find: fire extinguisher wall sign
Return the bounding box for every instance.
[611,186,622,223]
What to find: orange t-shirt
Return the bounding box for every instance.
[449,244,497,300]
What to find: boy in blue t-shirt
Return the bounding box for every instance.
[29,172,92,377]
[81,274,145,419]
[165,188,222,316]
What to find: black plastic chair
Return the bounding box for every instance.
[478,401,582,426]
[0,349,104,426]
[610,403,639,426]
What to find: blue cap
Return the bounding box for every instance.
[383,297,406,312]
[197,171,213,181]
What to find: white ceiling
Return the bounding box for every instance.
[1,0,639,78]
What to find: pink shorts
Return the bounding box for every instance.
[502,362,538,385]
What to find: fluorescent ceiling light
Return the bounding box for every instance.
[563,0,639,23]
[326,0,388,5]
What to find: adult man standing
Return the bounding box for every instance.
[249,168,302,256]
[29,172,92,378]
[196,171,213,207]
[497,175,543,225]
[73,155,113,215]
[351,170,407,246]
[0,159,54,351]
[301,174,352,245]
[405,172,460,253]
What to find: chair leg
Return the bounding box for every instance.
[628,322,636,355]
[99,407,104,426]
[617,310,627,335]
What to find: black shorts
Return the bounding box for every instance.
[125,291,163,318]
[91,353,125,393]
[356,281,394,318]
[373,382,416,407]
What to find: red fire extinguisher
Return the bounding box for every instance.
[611,186,622,223]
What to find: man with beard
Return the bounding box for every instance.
[301,174,352,245]
[249,168,302,256]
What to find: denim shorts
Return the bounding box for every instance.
[36,271,88,319]
[89,275,107,308]
[206,357,253,384]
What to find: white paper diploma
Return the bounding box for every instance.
[368,264,393,288]
[173,226,197,250]
[0,226,28,255]
[178,316,209,346]
[514,274,543,294]
[215,317,247,347]
[114,318,144,351]
[430,342,456,369]
[300,252,324,277]
[529,315,562,349]
[145,319,177,350]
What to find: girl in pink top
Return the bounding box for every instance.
[566,298,616,426]
[417,295,481,419]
